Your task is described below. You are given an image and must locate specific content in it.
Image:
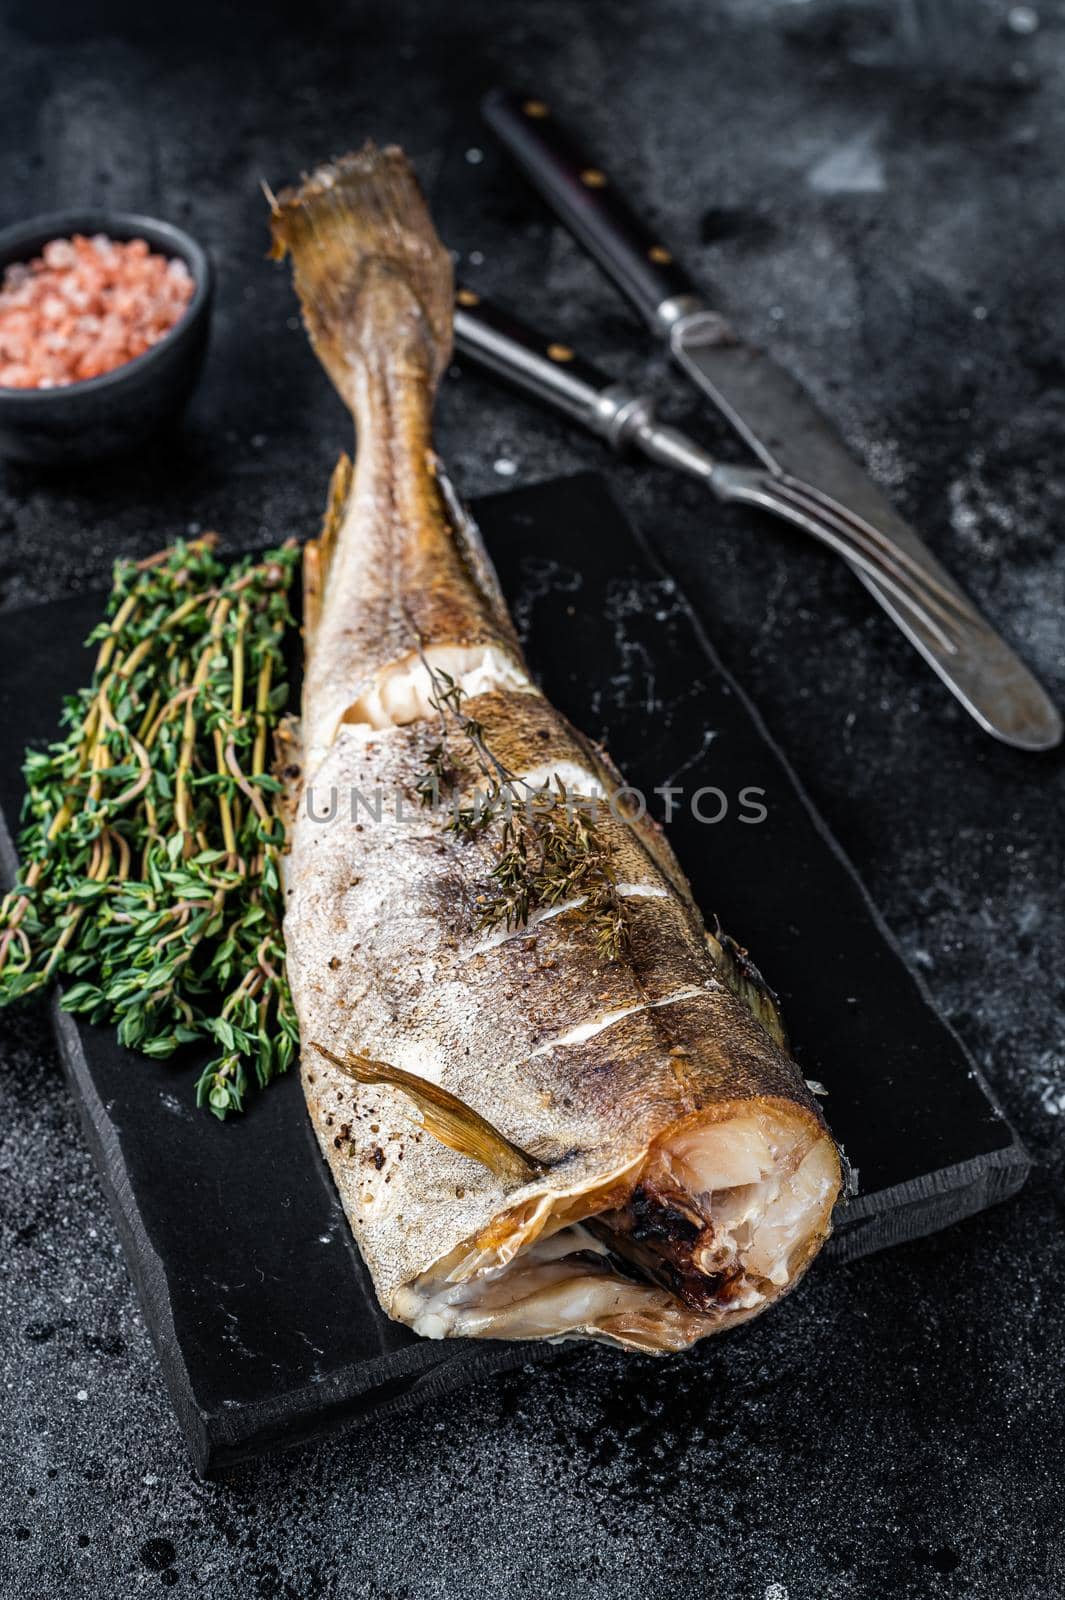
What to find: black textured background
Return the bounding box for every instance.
[1,2,1063,1596]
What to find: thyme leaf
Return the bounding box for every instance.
[0,536,301,1119]
[419,658,629,960]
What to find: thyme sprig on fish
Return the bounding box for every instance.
[416,662,628,960]
[0,536,301,1118]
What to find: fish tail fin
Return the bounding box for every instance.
[273,143,521,758]
[268,144,453,407]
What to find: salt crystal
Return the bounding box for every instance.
[1008,5,1039,33]
[43,238,76,269]
[0,232,194,389]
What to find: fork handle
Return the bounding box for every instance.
[453,288,657,450]
[482,90,703,332]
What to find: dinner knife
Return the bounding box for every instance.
[481,90,1062,751]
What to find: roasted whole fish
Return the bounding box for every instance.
[272,146,842,1351]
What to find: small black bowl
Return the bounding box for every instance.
[0,210,213,466]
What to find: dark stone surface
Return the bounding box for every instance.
[0,473,1029,1473]
[0,0,1062,1595]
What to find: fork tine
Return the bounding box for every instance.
[722,472,960,650]
[776,474,983,627]
[767,478,973,636]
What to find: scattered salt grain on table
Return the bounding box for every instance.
[0,233,195,389]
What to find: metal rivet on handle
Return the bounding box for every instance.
[581,169,608,188]
[523,100,549,118]
[648,246,673,265]
[456,289,480,307]
[546,343,575,362]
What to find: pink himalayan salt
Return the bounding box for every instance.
[0,233,195,389]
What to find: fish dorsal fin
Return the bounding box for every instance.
[303,451,353,651]
[703,926,789,1049]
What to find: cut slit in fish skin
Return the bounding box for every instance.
[274,143,842,1352]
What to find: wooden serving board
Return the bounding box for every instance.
[0,472,1028,1472]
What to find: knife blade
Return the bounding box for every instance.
[482,89,1062,751]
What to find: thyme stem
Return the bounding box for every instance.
[0,536,301,1117]
[418,659,629,960]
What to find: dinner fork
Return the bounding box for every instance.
[454,291,978,649]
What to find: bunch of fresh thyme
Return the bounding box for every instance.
[417,664,628,961]
[0,535,301,1118]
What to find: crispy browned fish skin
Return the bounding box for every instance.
[270,147,519,775]
[274,145,841,1350]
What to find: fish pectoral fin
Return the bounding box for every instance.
[310,1042,545,1185]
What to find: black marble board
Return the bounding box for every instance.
[0,471,1028,1473]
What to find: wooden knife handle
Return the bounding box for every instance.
[482,89,702,333]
